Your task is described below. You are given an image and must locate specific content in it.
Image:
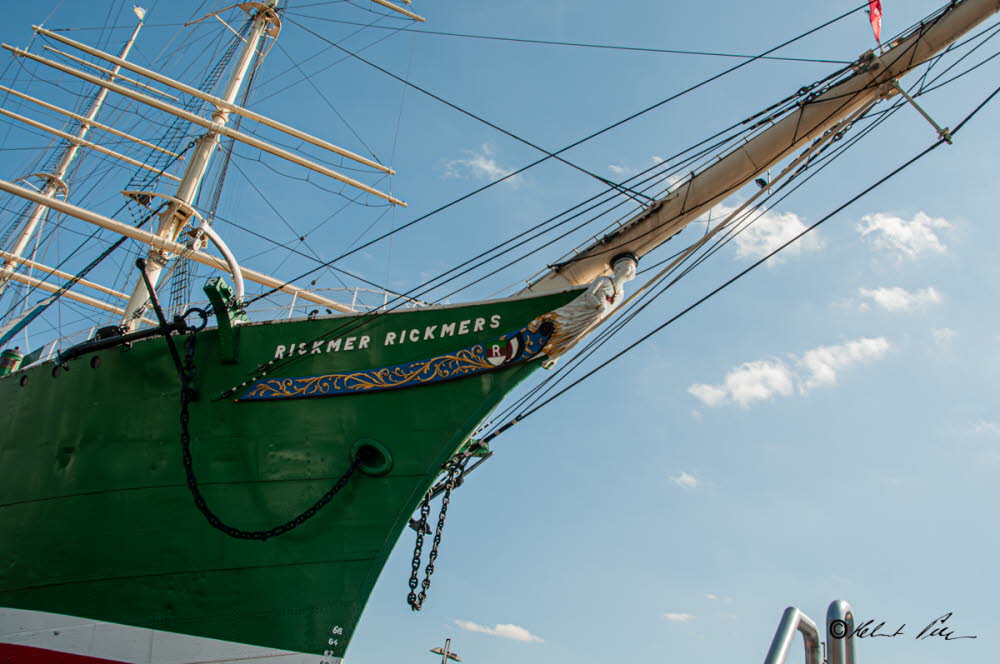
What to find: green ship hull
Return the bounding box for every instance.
[0,288,580,662]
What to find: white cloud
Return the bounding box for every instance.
[443,144,520,186]
[932,327,957,346]
[704,204,823,265]
[705,593,734,603]
[705,593,733,604]
[970,420,1000,437]
[688,383,727,408]
[799,338,890,391]
[664,613,695,623]
[453,620,543,643]
[857,211,951,259]
[726,360,797,405]
[609,156,667,179]
[689,359,795,408]
[689,338,889,408]
[670,472,699,489]
[858,286,941,312]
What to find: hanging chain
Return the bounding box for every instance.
[407,456,465,611]
[178,331,361,541]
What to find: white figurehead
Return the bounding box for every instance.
[586,251,638,313]
[609,251,638,302]
[538,252,640,367]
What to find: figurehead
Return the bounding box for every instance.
[610,252,638,286]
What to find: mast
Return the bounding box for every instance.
[524,0,1000,294]
[119,1,281,329]
[0,10,146,293]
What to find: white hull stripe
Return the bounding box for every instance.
[0,607,341,664]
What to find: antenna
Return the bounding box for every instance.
[429,638,462,664]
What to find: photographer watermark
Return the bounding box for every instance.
[829,612,977,641]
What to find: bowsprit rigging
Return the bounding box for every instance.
[0,2,998,663]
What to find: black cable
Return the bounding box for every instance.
[245,2,869,306]
[491,57,957,425]
[228,39,877,387]
[0,142,192,316]
[286,16,656,203]
[505,101,907,421]
[485,80,1000,440]
[284,13,854,65]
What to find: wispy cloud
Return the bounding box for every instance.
[858,286,941,312]
[443,144,520,186]
[454,620,543,643]
[664,613,695,623]
[689,337,889,408]
[969,420,1000,437]
[705,593,734,602]
[670,472,699,489]
[857,211,951,259]
[932,327,957,346]
[608,156,669,180]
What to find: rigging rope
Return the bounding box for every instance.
[286,17,655,204]
[225,12,955,395]
[477,80,1000,445]
[284,13,855,65]
[491,102,908,426]
[244,1,871,307]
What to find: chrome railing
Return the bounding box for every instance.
[762,600,856,664]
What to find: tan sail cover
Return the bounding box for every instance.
[525,0,1000,294]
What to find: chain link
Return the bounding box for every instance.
[407,456,466,611]
[179,332,361,541]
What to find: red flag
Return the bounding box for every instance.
[869,0,883,43]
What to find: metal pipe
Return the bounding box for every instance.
[826,600,857,664]
[196,222,245,303]
[763,607,822,664]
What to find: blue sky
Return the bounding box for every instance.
[2,1,999,663]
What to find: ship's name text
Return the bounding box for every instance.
[272,314,503,359]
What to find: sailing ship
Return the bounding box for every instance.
[1,0,997,662]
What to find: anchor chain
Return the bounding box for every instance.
[178,331,361,541]
[407,456,466,610]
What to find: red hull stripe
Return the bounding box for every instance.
[0,642,126,664]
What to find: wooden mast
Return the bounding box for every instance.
[0,11,146,294]
[0,2,414,329]
[118,1,282,329]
